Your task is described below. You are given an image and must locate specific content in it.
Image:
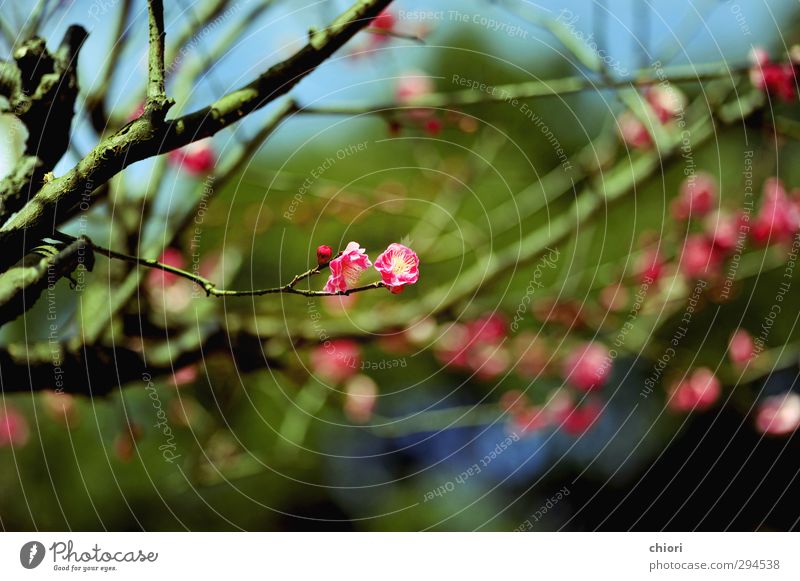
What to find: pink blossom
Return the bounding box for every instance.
[374,243,419,294]
[310,339,361,384]
[0,406,29,447]
[679,234,723,279]
[749,48,797,101]
[316,245,332,265]
[434,323,471,369]
[559,400,603,435]
[668,368,721,412]
[171,365,198,387]
[617,111,652,149]
[169,140,215,175]
[671,172,718,220]
[469,343,510,380]
[646,85,686,123]
[728,329,755,366]
[423,117,443,136]
[468,313,507,343]
[323,242,372,293]
[637,247,665,285]
[148,248,185,288]
[343,375,378,423]
[751,178,800,245]
[395,71,433,104]
[705,210,744,253]
[755,393,800,436]
[434,314,509,376]
[562,342,611,391]
[370,10,395,38]
[323,294,359,315]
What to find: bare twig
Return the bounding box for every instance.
[54,232,386,298]
[146,0,171,118]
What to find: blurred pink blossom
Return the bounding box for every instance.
[343,375,378,423]
[0,406,29,448]
[671,172,718,220]
[728,329,755,366]
[755,393,800,436]
[169,140,215,175]
[668,368,721,412]
[311,339,361,384]
[562,342,611,391]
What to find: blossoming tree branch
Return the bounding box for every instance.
[0,0,799,445]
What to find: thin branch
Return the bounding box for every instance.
[363,27,425,43]
[54,233,386,298]
[85,0,134,134]
[146,0,171,117]
[166,0,232,68]
[298,63,751,116]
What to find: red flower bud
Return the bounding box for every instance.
[316,245,333,265]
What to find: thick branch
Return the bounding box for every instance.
[0,326,280,396]
[0,0,393,270]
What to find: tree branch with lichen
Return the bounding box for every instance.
[0,0,393,272]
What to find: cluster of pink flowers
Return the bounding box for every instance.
[320,242,419,294]
[749,47,799,102]
[750,178,800,246]
[674,174,800,280]
[388,72,478,136]
[503,390,603,437]
[352,9,432,57]
[668,368,722,412]
[561,342,612,391]
[617,85,687,149]
[434,313,511,380]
